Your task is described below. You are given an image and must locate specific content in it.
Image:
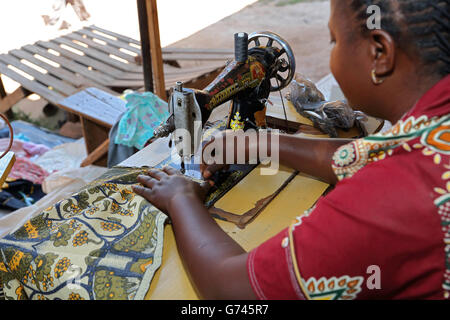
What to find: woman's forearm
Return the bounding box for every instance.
[249,133,352,185]
[168,193,256,300]
[276,134,351,184]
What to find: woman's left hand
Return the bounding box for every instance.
[132,166,212,215]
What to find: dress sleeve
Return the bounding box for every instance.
[246,159,444,300]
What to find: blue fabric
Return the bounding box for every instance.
[115,92,169,149]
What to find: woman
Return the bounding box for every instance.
[133,0,449,300]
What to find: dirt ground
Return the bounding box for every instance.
[170,0,332,82]
[2,0,332,131]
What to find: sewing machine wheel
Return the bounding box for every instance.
[248,31,296,92]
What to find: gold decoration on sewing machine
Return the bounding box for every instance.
[230,112,245,131]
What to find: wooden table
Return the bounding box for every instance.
[57,87,128,167]
[118,107,331,299]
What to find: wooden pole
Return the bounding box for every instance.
[145,0,166,100]
[136,0,166,101]
[0,76,7,99]
[136,0,154,93]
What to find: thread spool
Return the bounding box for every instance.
[234,32,248,63]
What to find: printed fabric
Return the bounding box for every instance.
[0,167,167,300]
[247,75,450,300]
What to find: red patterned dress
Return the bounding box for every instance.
[247,75,450,300]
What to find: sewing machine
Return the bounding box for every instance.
[153,31,296,166]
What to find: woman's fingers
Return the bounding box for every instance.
[162,166,178,176]
[200,180,213,193]
[202,164,229,179]
[132,184,153,200]
[137,174,156,188]
[147,169,166,180]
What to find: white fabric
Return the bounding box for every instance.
[0,166,107,238]
[32,140,87,173]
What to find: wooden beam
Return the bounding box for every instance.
[0,152,15,186]
[145,0,166,100]
[0,86,27,113]
[80,117,109,166]
[81,138,110,167]
[137,0,154,93]
[137,0,166,100]
[0,75,7,98]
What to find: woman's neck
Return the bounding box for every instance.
[381,73,442,124]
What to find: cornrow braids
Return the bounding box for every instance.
[348,0,450,77]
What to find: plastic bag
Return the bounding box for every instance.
[286,73,366,137]
[285,73,325,106]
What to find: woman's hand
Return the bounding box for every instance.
[200,129,254,181]
[200,135,230,182]
[132,166,212,215]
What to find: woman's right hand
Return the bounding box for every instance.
[200,131,230,181]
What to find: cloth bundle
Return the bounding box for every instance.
[114,91,170,150]
[0,167,167,300]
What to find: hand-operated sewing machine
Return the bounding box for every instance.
[153,31,296,164]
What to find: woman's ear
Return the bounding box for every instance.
[369,29,396,77]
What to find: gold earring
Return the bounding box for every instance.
[371,69,384,85]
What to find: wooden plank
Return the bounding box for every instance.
[80,117,109,166]
[81,138,109,167]
[113,64,224,89]
[114,63,217,81]
[0,86,26,113]
[165,65,223,82]
[179,67,223,90]
[0,62,65,105]
[114,72,144,81]
[161,53,233,61]
[144,0,166,100]
[64,33,137,63]
[22,44,115,86]
[22,45,114,84]
[76,28,141,55]
[58,87,126,127]
[77,27,232,65]
[0,152,16,186]
[110,79,144,88]
[9,49,84,87]
[162,48,234,55]
[36,40,123,78]
[137,0,154,93]
[54,36,140,72]
[0,75,7,98]
[267,95,314,126]
[0,54,77,96]
[164,64,224,76]
[52,37,142,73]
[85,27,235,56]
[88,25,141,46]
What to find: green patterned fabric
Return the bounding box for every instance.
[0,167,166,300]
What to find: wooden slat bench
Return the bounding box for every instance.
[57,87,127,167]
[0,25,230,167]
[0,24,229,113]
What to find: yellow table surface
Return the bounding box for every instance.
[144,166,328,299]
[118,98,375,299]
[121,138,329,299]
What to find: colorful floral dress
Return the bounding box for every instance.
[247,75,450,300]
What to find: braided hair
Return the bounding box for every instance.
[348,0,449,77]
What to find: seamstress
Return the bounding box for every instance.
[133,0,450,299]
